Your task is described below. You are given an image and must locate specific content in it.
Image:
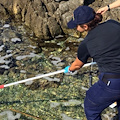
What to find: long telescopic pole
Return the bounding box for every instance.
[0,69,65,89]
[0,62,96,89]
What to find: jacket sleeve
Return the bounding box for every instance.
[77,41,90,64]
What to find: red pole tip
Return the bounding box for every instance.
[0,85,4,89]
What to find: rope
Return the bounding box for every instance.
[10,108,42,120]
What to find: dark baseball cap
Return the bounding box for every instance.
[67,6,95,29]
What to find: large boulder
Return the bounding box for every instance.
[0,0,83,40]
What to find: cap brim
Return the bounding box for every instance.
[67,18,77,29]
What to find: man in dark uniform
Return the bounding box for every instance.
[64,6,120,120]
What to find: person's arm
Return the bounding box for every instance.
[64,41,90,73]
[109,0,120,9]
[64,57,84,73]
[69,57,84,71]
[97,0,120,14]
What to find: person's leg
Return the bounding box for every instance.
[84,73,120,120]
[84,95,112,120]
[84,79,117,119]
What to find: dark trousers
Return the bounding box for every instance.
[84,73,120,120]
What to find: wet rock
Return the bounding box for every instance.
[0,0,84,40]
[89,0,120,22]
[11,38,22,43]
[28,79,59,90]
[7,58,17,68]
[48,17,62,38]
[0,110,21,120]
[0,4,8,18]
[2,29,18,43]
[0,68,6,74]
[0,40,3,46]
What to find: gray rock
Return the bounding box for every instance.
[0,0,83,40]
[0,0,119,41]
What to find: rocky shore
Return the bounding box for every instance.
[0,0,119,120]
[0,0,120,41]
[0,16,118,120]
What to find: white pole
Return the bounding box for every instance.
[0,62,97,89]
[83,62,96,67]
[4,69,65,88]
